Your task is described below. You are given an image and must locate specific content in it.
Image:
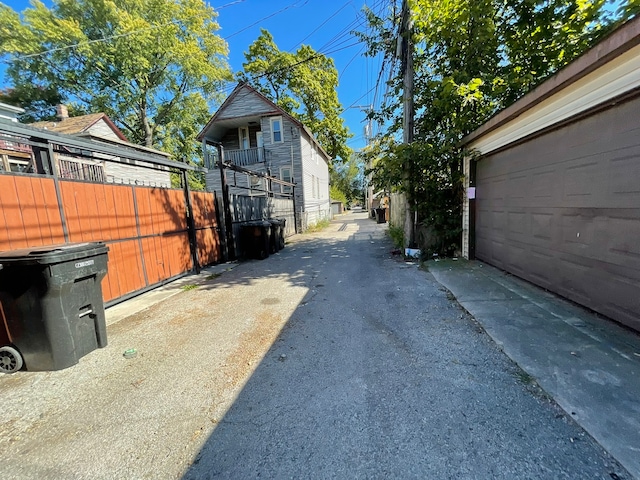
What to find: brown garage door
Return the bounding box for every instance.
[475,95,640,332]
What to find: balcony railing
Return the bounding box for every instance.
[225,147,266,167]
[0,139,32,154]
[58,158,106,183]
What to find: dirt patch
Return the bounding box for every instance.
[218,310,285,391]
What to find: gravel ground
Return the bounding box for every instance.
[0,212,630,479]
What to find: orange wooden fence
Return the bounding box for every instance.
[0,174,221,304]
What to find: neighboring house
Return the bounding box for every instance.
[197,83,331,230]
[0,102,32,173]
[29,105,171,187]
[0,102,23,122]
[461,17,640,333]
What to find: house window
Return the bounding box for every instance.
[280,166,292,194]
[238,126,249,150]
[270,117,283,143]
[312,174,316,198]
[317,177,321,198]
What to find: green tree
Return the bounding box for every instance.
[330,152,365,206]
[0,0,232,164]
[358,0,616,254]
[238,29,352,164]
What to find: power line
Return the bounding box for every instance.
[223,0,309,40]
[288,2,353,51]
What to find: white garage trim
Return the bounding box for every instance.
[469,43,640,155]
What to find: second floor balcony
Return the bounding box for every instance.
[225,146,268,167]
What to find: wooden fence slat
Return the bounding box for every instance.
[30,178,54,246]
[140,237,157,285]
[93,183,108,241]
[174,190,187,231]
[13,176,44,247]
[1,173,221,304]
[103,184,119,242]
[0,179,12,250]
[60,181,82,243]
[116,186,136,239]
[124,239,145,293]
[105,243,122,301]
[0,177,20,250]
[101,258,114,302]
[2,177,29,250]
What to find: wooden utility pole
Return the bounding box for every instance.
[400,0,415,248]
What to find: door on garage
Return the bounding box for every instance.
[474,95,640,332]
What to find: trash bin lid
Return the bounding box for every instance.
[0,242,109,266]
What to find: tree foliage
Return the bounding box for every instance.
[330,152,365,206]
[0,0,232,163]
[359,0,625,254]
[238,29,352,164]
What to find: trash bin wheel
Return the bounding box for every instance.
[0,346,23,374]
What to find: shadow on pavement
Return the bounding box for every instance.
[180,214,630,480]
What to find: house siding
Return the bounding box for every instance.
[104,159,171,187]
[217,88,279,119]
[299,133,330,227]
[90,121,171,187]
[201,83,331,231]
[87,119,120,141]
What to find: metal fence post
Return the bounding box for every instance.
[218,146,236,260]
[45,142,70,243]
[182,170,200,273]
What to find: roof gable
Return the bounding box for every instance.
[197,83,287,141]
[30,113,128,141]
[197,82,332,163]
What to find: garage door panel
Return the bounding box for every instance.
[531,212,554,240]
[475,95,640,331]
[507,211,528,235]
[563,161,602,198]
[607,216,640,267]
[531,170,557,200]
[609,154,640,197]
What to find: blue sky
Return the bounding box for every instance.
[1,0,389,152]
[213,0,387,151]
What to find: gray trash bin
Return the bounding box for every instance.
[0,242,109,373]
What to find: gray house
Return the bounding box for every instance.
[198,83,331,231]
[461,17,640,333]
[30,105,171,187]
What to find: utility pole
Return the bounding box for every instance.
[399,0,415,248]
[355,105,374,213]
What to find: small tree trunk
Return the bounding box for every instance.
[139,97,154,147]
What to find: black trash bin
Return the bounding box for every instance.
[240,221,272,260]
[277,219,286,250]
[267,219,286,253]
[0,242,109,373]
[376,207,387,224]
